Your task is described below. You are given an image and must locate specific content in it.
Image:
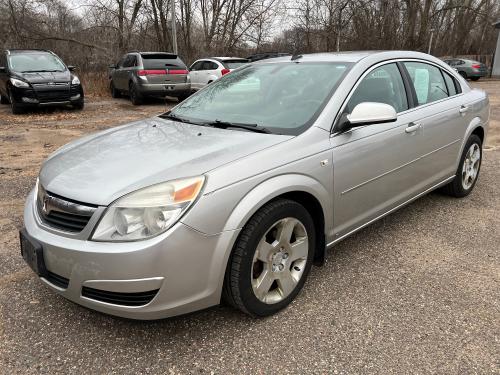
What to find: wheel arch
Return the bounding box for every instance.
[221,174,331,267]
[455,117,487,170]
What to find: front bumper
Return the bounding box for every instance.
[10,84,84,107]
[136,82,191,97]
[23,190,239,320]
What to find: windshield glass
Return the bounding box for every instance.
[170,62,352,135]
[8,53,66,73]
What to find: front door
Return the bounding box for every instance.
[331,62,425,239]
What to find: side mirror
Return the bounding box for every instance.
[0,67,6,73]
[67,65,76,71]
[348,101,396,125]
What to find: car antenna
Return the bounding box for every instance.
[291,54,303,61]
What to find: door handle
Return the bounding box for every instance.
[459,105,469,114]
[405,123,422,133]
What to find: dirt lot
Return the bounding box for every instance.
[0,82,499,374]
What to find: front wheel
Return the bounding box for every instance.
[9,89,24,114]
[441,134,482,197]
[223,199,315,317]
[0,92,9,104]
[72,99,84,110]
[470,77,480,81]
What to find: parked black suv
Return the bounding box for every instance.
[109,52,191,105]
[0,49,84,114]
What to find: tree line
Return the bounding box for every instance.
[0,0,498,70]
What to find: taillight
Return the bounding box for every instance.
[138,70,166,76]
[168,69,189,75]
[221,68,230,76]
[471,64,481,69]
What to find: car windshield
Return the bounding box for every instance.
[169,61,352,135]
[224,59,249,69]
[8,53,66,73]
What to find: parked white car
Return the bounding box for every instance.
[189,57,249,90]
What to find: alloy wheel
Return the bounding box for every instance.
[251,217,309,304]
[461,143,480,190]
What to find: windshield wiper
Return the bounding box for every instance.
[203,120,272,134]
[159,112,202,125]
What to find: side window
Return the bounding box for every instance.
[442,71,458,96]
[347,63,408,113]
[404,62,448,105]
[123,55,136,68]
[199,61,210,70]
[208,62,218,70]
[190,61,203,71]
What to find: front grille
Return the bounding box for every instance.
[35,88,71,103]
[46,271,69,289]
[81,286,159,306]
[37,185,97,233]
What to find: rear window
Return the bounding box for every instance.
[141,54,186,69]
[223,59,249,69]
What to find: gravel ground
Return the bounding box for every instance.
[0,84,499,374]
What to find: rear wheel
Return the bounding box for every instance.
[129,82,143,105]
[441,134,482,197]
[223,199,315,317]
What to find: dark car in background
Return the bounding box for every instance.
[443,58,488,81]
[0,49,84,114]
[246,52,291,62]
[109,52,191,105]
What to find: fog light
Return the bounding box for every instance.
[70,94,81,100]
[22,97,38,103]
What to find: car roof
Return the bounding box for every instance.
[253,50,446,64]
[210,57,248,61]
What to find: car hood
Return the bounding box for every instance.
[14,70,71,84]
[39,117,291,205]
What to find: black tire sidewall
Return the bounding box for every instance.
[454,134,482,196]
[235,201,316,316]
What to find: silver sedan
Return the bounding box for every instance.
[21,51,489,319]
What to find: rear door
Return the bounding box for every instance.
[331,62,426,238]
[401,61,466,184]
[200,61,219,85]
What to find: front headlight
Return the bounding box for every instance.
[71,75,80,85]
[92,176,205,242]
[10,78,29,88]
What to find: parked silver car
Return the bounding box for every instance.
[21,51,489,319]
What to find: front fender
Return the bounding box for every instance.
[223,173,331,232]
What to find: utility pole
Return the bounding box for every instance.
[171,0,178,54]
[428,29,435,55]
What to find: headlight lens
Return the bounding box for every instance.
[71,75,80,85]
[92,176,205,241]
[10,78,29,88]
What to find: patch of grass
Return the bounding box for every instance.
[79,71,110,98]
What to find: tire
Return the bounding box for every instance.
[441,134,482,198]
[177,94,190,102]
[458,71,467,80]
[72,99,84,110]
[223,198,315,317]
[129,82,142,105]
[110,81,121,98]
[9,89,24,114]
[470,77,480,81]
[0,92,9,104]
